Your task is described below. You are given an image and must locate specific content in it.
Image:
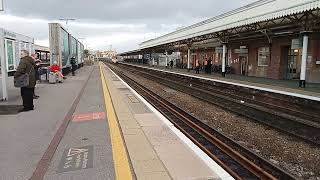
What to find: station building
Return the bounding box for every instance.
[120,0,320,86]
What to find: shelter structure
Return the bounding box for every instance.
[0,28,34,101]
[120,0,320,87]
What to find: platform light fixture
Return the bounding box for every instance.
[274,31,293,35]
[59,18,76,30]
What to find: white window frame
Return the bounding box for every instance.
[257,47,269,67]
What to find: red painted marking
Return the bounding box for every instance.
[30,68,94,180]
[72,112,105,122]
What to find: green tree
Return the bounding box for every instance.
[84,49,90,58]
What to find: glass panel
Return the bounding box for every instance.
[258,47,269,66]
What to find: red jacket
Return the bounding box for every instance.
[50,64,60,73]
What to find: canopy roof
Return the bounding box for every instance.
[140,0,320,49]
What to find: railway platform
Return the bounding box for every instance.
[0,63,231,180]
[122,63,320,100]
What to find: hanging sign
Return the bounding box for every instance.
[291,39,301,49]
[234,49,248,54]
[215,47,223,53]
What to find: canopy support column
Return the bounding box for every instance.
[222,43,227,77]
[299,32,309,88]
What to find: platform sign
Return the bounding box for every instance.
[57,146,94,173]
[72,112,105,122]
[234,48,248,54]
[291,39,302,49]
[215,47,223,53]
[5,39,15,71]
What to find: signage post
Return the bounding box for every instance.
[0,28,8,100]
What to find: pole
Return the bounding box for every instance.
[222,44,227,77]
[165,52,168,68]
[187,48,191,71]
[0,28,8,100]
[299,33,309,88]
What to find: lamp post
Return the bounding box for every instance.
[78,37,86,44]
[59,18,76,30]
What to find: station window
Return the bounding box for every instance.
[258,47,269,66]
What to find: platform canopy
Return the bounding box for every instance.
[139,0,320,50]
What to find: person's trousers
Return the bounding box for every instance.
[21,87,34,110]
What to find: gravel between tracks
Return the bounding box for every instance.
[116,66,320,180]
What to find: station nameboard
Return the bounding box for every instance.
[234,48,248,54]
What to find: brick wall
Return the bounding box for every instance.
[306,33,320,83]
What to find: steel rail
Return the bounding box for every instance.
[106,63,295,180]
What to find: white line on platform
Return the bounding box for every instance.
[105,64,234,180]
[123,63,320,102]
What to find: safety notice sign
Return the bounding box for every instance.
[57,146,94,173]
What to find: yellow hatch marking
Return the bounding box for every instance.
[99,62,133,180]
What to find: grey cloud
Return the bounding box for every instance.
[6,0,256,24]
[3,0,257,52]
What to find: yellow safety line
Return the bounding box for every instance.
[99,62,133,180]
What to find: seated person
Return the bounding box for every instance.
[50,61,65,80]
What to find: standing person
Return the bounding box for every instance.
[14,50,36,112]
[31,53,41,99]
[195,59,200,74]
[170,60,174,69]
[70,56,76,76]
[208,57,212,74]
[204,58,208,74]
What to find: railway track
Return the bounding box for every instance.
[116,62,320,146]
[105,63,295,180]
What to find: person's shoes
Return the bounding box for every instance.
[63,77,67,79]
[33,95,40,99]
[18,108,34,113]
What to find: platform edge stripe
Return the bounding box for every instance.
[99,63,133,180]
[105,64,234,180]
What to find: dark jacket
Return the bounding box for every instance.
[14,56,36,88]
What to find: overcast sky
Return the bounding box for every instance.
[0,0,256,53]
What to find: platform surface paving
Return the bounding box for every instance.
[0,65,96,179]
[0,63,231,180]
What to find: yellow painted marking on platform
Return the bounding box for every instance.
[99,63,133,180]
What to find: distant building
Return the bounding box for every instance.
[94,50,117,59]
